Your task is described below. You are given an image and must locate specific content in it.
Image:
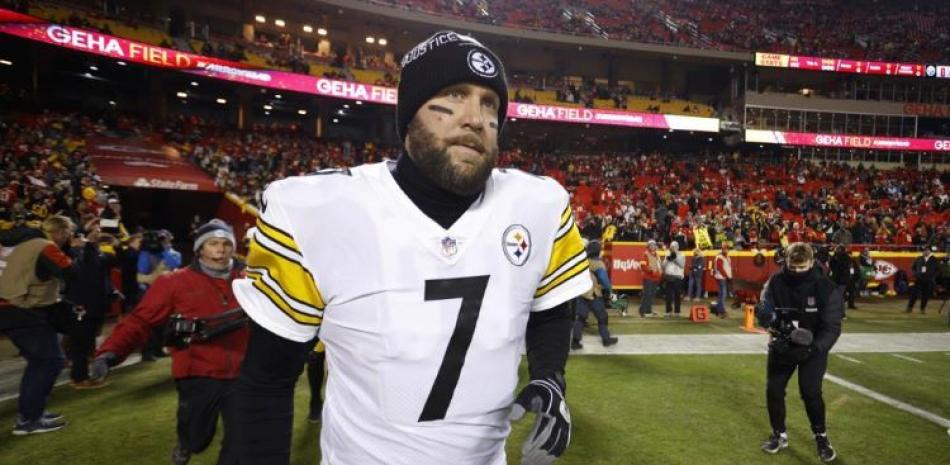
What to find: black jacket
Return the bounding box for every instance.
[911,255,939,283]
[828,250,853,286]
[64,242,115,318]
[763,267,843,354]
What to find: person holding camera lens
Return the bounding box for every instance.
[755,242,843,463]
[90,219,248,465]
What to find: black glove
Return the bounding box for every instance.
[90,352,119,381]
[668,251,677,260]
[508,376,571,465]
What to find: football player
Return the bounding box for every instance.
[226,31,592,465]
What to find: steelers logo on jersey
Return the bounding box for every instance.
[502,224,531,266]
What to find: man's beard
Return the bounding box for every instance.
[406,119,498,196]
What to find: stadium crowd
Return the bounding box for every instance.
[4,109,949,256]
[378,0,950,62]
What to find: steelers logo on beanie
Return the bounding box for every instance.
[397,31,509,141]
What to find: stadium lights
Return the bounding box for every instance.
[265,111,270,115]
[263,104,273,110]
[275,19,285,27]
[337,109,344,115]
[190,81,199,87]
[343,104,349,109]
[378,38,387,46]
[708,137,713,142]
[0,59,11,66]
[510,118,517,122]
[355,100,363,105]
[297,109,307,115]
[317,27,327,36]
[89,65,98,71]
[176,91,187,98]
[365,36,375,44]
[116,61,126,66]
[108,100,116,106]
[332,118,339,123]
[275,94,282,99]
[216,98,227,104]
[303,25,313,33]
[255,15,266,23]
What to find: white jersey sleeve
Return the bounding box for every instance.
[531,187,592,311]
[232,179,326,342]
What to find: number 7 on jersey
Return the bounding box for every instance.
[418,275,491,422]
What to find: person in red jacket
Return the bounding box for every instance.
[90,219,248,465]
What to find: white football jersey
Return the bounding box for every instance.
[233,160,591,465]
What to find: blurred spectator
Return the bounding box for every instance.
[662,241,686,317]
[686,247,705,301]
[64,217,122,389]
[906,246,938,313]
[639,240,661,317]
[712,242,732,317]
[0,215,80,435]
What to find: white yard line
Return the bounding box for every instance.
[825,374,950,429]
[890,354,924,364]
[834,354,863,364]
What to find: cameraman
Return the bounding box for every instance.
[0,215,82,434]
[91,219,248,465]
[756,242,843,463]
[137,229,182,361]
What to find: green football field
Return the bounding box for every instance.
[1,351,948,465]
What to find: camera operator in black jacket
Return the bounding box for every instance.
[755,242,843,463]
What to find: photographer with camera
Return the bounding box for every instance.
[65,217,123,389]
[137,229,182,361]
[0,215,84,434]
[755,242,843,462]
[90,219,248,465]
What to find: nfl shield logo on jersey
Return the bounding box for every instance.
[502,224,532,266]
[441,236,458,257]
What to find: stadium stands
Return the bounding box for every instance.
[6,107,944,253]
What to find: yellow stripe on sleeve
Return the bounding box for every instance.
[558,204,571,228]
[246,235,325,318]
[535,259,589,298]
[535,206,590,298]
[248,276,322,326]
[256,217,300,253]
[541,222,586,281]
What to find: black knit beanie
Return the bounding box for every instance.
[397,31,508,141]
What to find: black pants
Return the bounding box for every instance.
[664,277,682,315]
[68,317,104,382]
[572,297,612,344]
[176,377,236,463]
[306,349,325,417]
[766,350,829,434]
[907,280,935,312]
